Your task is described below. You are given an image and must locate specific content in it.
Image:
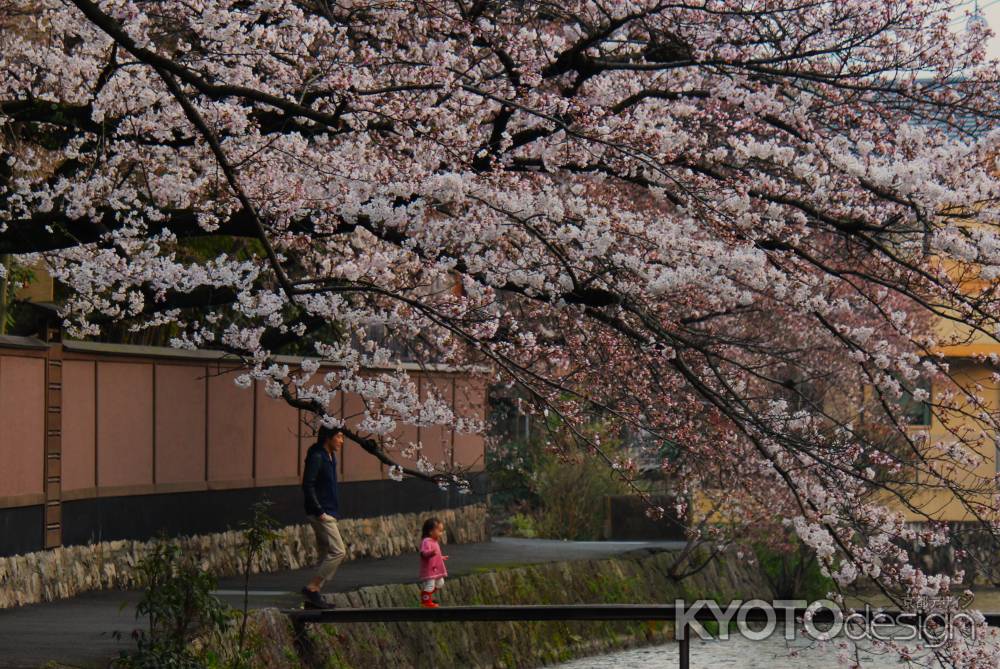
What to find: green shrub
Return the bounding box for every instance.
[113,540,229,669]
[486,436,545,512]
[532,455,629,540]
[114,501,281,669]
[507,512,538,538]
[754,535,834,600]
[489,410,633,541]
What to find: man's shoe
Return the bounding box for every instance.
[301,587,334,609]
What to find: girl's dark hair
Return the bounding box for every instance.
[421,517,442,539]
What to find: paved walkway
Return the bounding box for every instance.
[0,537,683,668]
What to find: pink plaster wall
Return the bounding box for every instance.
[342,388,383,481]
[254,383,298,481]
[0,356,45,499]
[453,377,486,471]
[206,372,253,483]
[96,362,154,488]
[298,410,314,478]
[155,365,206,485]
[61,360,96,493]
[418,374,455,469]
[0,343,486,506]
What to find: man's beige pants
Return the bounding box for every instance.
[308,515,346,587]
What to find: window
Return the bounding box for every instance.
[899,377,931,427]
[488,395,533,443]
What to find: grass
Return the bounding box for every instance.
[469,562,535,574]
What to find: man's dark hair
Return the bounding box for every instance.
[421,517,442,539]
[317,426,344,444]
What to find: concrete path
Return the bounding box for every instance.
[0,537,684,669]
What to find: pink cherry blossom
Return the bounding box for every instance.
[3,1,1000,663]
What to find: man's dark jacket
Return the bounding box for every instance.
[302,442,339,517]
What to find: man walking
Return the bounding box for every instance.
[301,426,347,608]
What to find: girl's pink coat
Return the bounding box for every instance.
[419,537,447,579]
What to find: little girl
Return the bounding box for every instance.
[418,517,449,607]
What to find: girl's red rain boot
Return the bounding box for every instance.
[420,591,438,608]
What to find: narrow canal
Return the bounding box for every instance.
[555,635,921,668]
[555,589,1000,668]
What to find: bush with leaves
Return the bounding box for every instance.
[505,512,538,538]
[486,436,544,515]
[113,540,229,669]
[489,412,632,540]
[532,452,631,541]
[115,500,281,669]
[232,500,280,669]
[751,524,834,601]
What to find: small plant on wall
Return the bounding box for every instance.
[113,539,229,669]
[233,500,280,668]
[113,500,280,669]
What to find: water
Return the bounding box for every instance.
[554,590,1000,668]
[554,635,920,668]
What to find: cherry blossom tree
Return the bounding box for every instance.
[3,0,1000,663]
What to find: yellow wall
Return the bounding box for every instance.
[690,357,1000,526]
[882,358,999,522]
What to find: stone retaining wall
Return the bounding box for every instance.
[227,548,772,669]
[0,504,488,609]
